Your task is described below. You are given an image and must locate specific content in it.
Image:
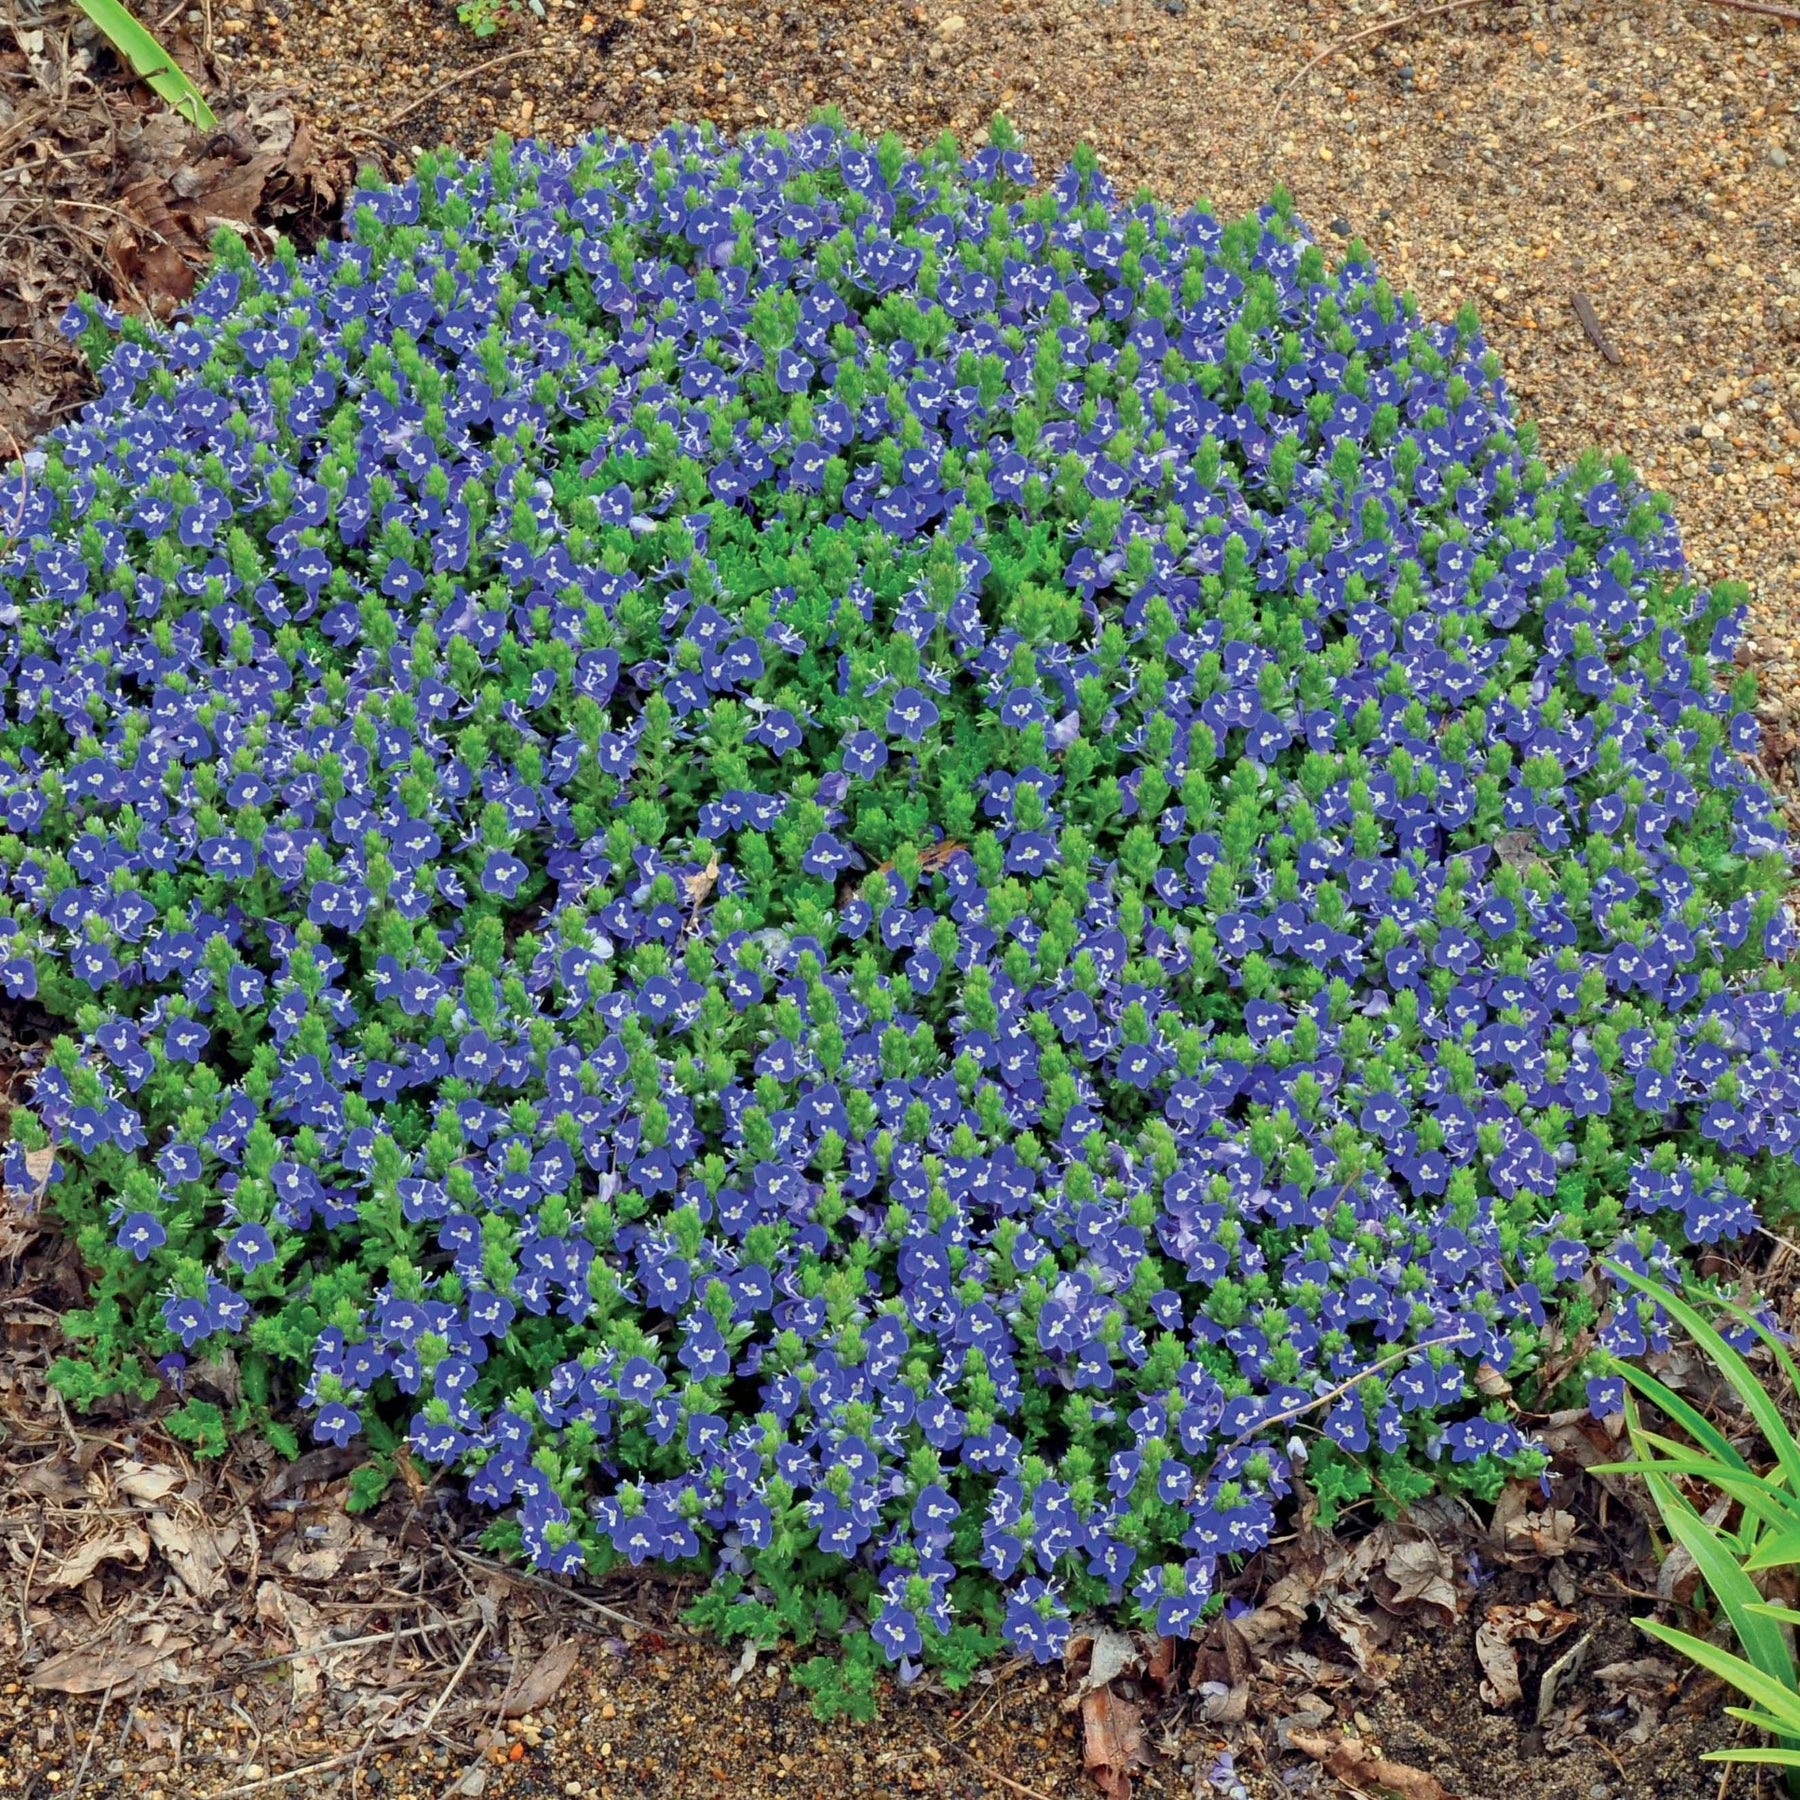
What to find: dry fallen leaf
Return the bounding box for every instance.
[115,1460,184,1506]
[500,1639,582,1719]
[146,1511,239,1600]
[28,1636,191,1696]
[1475,1600,1580,1708]
[40,1527,151,1592]
[1490,1482,1594,1565]
[1080,1685,1148,1800]
[683,852,720,913]
[1376,1534,1461,1627]
[1289,1730,1458,1800]
[256,1579,329,1702]
[1064,1627,1142,1708]
[16,1456,84,1502]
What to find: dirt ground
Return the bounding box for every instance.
[3,1,1800,1796]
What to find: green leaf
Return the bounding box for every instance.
[345,1460,392,1512]
[1636,1617,1800,1740]
[74,0,216,128]
[1605,1261,1800,1498]
[1642,1478,1799,1725]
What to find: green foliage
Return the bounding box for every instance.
[1599,1261,1800,1792]
[74,0,215,128]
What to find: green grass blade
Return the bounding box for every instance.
[1639,1494,1800,1718]
[75,0,217,129]
[1745,1529,1800,1574]
[1637,1615,1800,1735]
[1604,1354,1757,1479]
[1713,1289,1800,1403]
[1705,1749,1800,1768]
[1750,1603,1800,1628]
[1591,1458,1800,1547]
[1606,1262,1800,1497]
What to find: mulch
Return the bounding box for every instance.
[0,4,350,448]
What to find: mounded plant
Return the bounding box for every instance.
[2,118,1796,1694]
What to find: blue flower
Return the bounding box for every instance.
[117,1211,167,1261]
[885,687,940,743]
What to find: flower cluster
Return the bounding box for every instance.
[2,121,1795,1676]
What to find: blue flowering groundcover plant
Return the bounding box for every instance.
[2,115,1797,1702]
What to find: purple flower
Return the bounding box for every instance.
[885,687,939,742]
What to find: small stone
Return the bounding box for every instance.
[1329,218,1351,237]
[1318,145,1333,162]
[1771,147,1791,168]
[937,13,966,35]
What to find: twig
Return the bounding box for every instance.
[204,1747,370,1798]
[1571,292,1623,365]
[234,1610,483,1673]
[1275,0,1506,98]
[936,1734,1059,1800]
[444,1546,666,1637]
[1200,1323,1476,1484]
[413,1619,489,1746]
[1696,0,1800,20]
[17,1522,44,1655]
[384,50,535,130]
[67,1681,112,1799]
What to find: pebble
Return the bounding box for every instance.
[1772,147,1791,168]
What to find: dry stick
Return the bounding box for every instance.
[413,1619,491,1747]
[234,1610,483,1673]
[1275,0,1504,97]
[384,50,537,131]
[1281,0,1800,103]
[936,1736,1059,1800]
[445,1545,663,1636]
[1697,0,1800,20]
[204,1746,371,1800]
[67,1681,113,1800]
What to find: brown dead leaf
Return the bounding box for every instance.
[1190,1614,1251,1722]
[1289,1731,1457,1800]
[1594,1656,1679,1745]
[146,1511,239,1600]
[1233,1568,1313,1656]
[1323,1597,1393,1678]
[16,1456,84,1502]
[257,1443,359,1502]
[255,1580,327,1702]
[1496,1502,1591,1565]
[1475,1600,1580,1708]
[1064,1627,1142,1708]
[40,1527,152,1591]
[683,852,720,914]
[115,1460,184,1506]
[1375,1535,1461,1627]
[1473,1361,1513,1398]
[1081,1686,1148,1800]
[28,1635,191,1696]
[500,1638,582,1718]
